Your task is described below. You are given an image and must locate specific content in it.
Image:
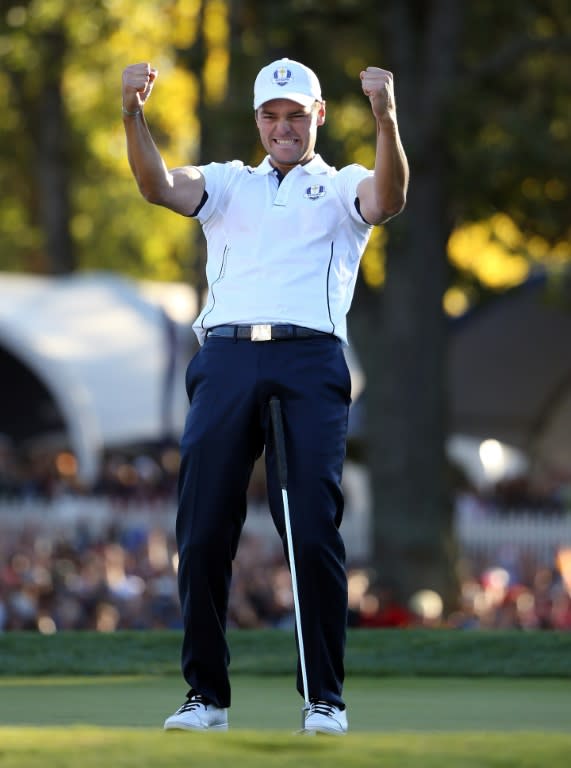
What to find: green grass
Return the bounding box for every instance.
[1,631,570,766]
[0,676,570,731]
[1,628,571,677]
[0,729,570,768]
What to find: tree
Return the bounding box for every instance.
[1,2,74,272]
[0,0,569,610]
[222,0,568,609]
[350,0,570,609]
[0,0,202,277]
[174,0,569,609]
[348,1,464,608]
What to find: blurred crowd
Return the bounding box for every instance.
[0,434,180,501]
[1,438,571,633]
[1,518,570,634]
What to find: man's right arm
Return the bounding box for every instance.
[122,63,205,216]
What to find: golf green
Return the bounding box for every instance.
[0,729,570,768]
[1,675,569,732]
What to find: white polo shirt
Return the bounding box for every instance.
[192,154,373,345]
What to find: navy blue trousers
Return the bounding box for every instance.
[176,335,351,708]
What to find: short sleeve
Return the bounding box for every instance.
[333,164,374,226]
[193,160,244,224]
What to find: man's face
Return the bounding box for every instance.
[255,98,326,173]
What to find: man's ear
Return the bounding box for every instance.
[316,100,326,126]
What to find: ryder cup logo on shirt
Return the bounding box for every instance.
[273,66,293,86]
[304,184,326,200]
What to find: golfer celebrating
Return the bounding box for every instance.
[122,58,408,734]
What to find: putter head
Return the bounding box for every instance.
[294,703,312,735]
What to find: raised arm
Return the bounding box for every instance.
[122,63,205,216]
[357,67,409,226]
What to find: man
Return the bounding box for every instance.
[122,57,408,734]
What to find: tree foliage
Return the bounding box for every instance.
[0,0,569,606]
[0,0,202,277]
[1,0,568,282]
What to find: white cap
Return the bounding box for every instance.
[253,58,322,110]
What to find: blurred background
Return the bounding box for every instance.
[0,0,570,634]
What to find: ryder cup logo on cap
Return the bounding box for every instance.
[253,58,322,109]
[274,65,293,86]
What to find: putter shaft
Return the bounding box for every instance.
[270,397,310,726]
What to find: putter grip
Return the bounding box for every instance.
[269,397,288,490]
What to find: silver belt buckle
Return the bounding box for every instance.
[251,324,272,341]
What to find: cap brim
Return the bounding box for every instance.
[254,91,317,110]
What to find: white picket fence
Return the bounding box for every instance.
[0,496,173,535]
[1,495,570,566]
[456,510,571,566]
[0,493,372,561]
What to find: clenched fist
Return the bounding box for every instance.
[360,67,396,122]
[122,63,158,112]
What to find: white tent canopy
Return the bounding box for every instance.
[4,270,568,492]
[0,272,197,483]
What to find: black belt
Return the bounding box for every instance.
[206,324,333,341]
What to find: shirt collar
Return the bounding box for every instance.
[252,154,329,176]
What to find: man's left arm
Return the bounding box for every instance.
[357,67,409,226]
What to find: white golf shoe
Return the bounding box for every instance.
[164,691,228,731]
[303,700,348,735]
